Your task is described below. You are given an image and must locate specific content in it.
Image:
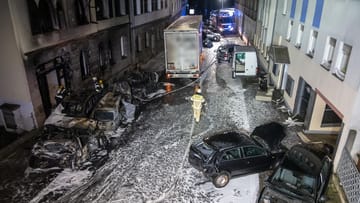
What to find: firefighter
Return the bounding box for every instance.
[191,87,205,123]
[55,85,66,105]
[93,77,104,92]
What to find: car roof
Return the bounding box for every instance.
[281,144,332,176]
[203,131,253,150]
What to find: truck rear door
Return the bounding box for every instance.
[165,32,200,78]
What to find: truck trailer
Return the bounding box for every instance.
[164,15,203,78]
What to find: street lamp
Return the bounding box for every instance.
[220,0,224,8]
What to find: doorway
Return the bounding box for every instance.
[36,56,71,117]
[294,77,313,121]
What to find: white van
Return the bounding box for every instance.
[232,46,258,78]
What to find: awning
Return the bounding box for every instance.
[269,46,290,64]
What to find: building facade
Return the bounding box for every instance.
[235,0,259,46]
[0,0,186,131]
[255,0,360,201]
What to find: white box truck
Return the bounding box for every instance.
[232,45,258,78]
[164,15,203,78]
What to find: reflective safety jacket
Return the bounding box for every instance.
[191,94,205,109]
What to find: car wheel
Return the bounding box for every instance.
[214,36,220,41]
[212,171,230,188]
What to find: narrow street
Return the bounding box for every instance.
[1,36,301,203]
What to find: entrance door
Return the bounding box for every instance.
[36,57,70,117]
[294,77,313,121]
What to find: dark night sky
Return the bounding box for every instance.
[188,0,236,18]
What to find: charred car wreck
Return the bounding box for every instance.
[30,69,166,170]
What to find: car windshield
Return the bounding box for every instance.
[195,142,215,161]
[62,102,83,115]
[271,167,316,197]
[219,17,234,23]
[94,110,114,121]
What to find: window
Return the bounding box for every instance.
[243,146,266,157]
[135,0,141,15]
[165,0,168,8]
[321,105,342,127]
[144,0,151,13]
[152,0,157,11]
[120,36,128,58]
[272,64,279,76]
[295,24,304,48]
[222,148,241,161]
[137,35,142,52]
[80,49,90,80]
[306,30,318,57]
[345,130,356,152]
[283,0,288,15]
[115,0,128,16]
[286,20,293,41]
[285,75,294,96]
[151,34,156,49]
[335,43,352,80]
[145,32,150,48]
[322,37,336,69]
[161,0,164,9]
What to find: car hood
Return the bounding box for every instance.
[250,122,286,151]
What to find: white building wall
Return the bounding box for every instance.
[273,0,360,168]
[0,1,36,130]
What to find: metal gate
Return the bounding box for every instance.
[337,148,360,203]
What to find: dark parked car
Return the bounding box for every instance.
[258,143,333,203]
[216,44,236,63]
[188,122,287,188]
[203,38,213,48]
[203,29,221,42]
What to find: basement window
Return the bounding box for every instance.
[120,36,128,58]
[137,35,142,52]
[321,105,342,127]
[285,75,294,96]
[321,37,336,70]
[145,32,150,48]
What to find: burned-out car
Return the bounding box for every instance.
[91,92,122,131]
[188,122,287,188]
[258,143,333,203]
[29,125,108,169]
[30,90,110,169]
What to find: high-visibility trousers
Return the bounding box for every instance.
[193,106,202,122]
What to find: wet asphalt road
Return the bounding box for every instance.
[0,35,302,203]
